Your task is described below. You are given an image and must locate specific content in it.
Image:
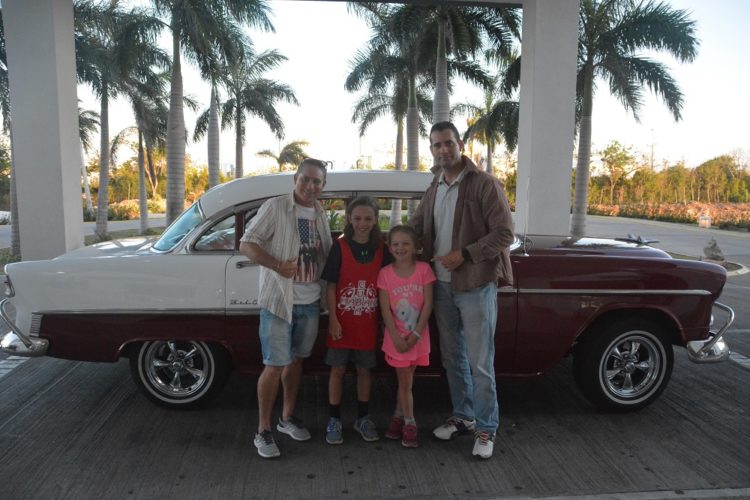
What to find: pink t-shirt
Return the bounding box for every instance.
[376,261,436,362]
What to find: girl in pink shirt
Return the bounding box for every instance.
[377,225,435,448]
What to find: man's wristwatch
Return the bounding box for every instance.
[461,247,470,261]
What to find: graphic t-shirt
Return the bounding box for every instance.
[376,261,436,362]
[293,204,322,304]
[325,238,383,350]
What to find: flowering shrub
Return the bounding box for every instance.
[589,202,750,230]
[107,198,167,221]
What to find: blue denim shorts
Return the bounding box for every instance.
[259,303,320,366]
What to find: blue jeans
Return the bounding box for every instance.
[434,281,499,433]
[259,303,320,366]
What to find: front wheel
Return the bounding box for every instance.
[573,319,673,412]
[129,340,230,409]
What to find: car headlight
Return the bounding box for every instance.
[2,274,14,297]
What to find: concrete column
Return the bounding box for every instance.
[4,0,83,260]
[515,0,579,235]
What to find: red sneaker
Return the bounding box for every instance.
[385,416,404,440]
[401,424,418,448]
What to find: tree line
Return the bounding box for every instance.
[588,148,750,206]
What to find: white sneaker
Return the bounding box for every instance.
[472,431,495,459]
[277,415,311,441]
[433,416,476,441]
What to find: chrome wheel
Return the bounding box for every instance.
[600,332,663,402]
[130,340,230,408]
[574,318,673,412]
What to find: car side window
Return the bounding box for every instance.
[194,214,236,251]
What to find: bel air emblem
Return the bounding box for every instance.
[230,298,258,305]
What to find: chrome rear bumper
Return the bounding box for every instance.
[687,302,734,363]
[0,298,48,357]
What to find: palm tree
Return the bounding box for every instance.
[454,60,519,175]
[218,46,298,178]
[257,140,309,172]
[78,104,100,214]
[149,0,273,223]
[75,0,167,239]
[349,79,432,226]
[570,0,698,236]
[123,68,169,232]
[382,4,520,123]
[195,22,250,189]
[348,5,431,178]
[0,8,20,258]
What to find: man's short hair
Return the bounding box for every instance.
[430,121,461,143]
[296,158,330,180]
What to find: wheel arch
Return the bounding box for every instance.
[573,307,681,355]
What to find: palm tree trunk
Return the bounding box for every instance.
[432,20,450,123]
[208,85,220,188]
[166,26,186,224]
[570,64,594,237]
[138,130,148,233]
[486,140,493,174]
[406,77,420,218]
[144,143,158,199]
[96,87,109,239]
[79,143,93,213]
[9,128,20,258]
[234,108,243,178]
[390,116,404,228]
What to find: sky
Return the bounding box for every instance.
[88,0,750,174]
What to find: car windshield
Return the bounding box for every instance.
[152,203,203,252]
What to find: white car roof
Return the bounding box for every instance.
[198,170,434,218]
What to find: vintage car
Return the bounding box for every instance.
[0,171,734,412]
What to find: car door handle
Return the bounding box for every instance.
[235,260,256,269]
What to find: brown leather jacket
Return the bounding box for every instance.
[410,156,514,291]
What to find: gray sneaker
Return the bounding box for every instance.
[354,416,380,442]
[277,415,311,441]
[254,430,280,458]
[325,417,343,445]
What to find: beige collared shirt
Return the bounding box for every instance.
[241,193,332,323]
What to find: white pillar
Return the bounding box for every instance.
[4,0,83,260]
[515,0,579,235]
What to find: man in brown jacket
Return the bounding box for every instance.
[410,121,514,459]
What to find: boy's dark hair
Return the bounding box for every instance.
[387,224,418,249]
[343,196,382,247]
[296,157,330,180]
[429,121,461,143]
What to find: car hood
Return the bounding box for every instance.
[54,236,157,260]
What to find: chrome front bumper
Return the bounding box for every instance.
[0,298,48,357]
[687,302,734,363]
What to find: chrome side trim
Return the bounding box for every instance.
[0,299,48,357]
[226,308,261,316]
[34,308,226,316]
[687,302,735,364]
[518,288,712,296]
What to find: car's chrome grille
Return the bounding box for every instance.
[30,313,42,337]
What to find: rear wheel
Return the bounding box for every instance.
[129,340,230,409]
[573,319,673,412]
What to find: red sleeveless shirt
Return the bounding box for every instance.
[327,238,383,350]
